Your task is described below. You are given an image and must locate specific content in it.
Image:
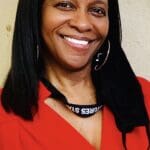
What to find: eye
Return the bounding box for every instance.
[89,7,106,17]
[55,1,75,10]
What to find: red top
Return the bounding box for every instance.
[0,77,150,150]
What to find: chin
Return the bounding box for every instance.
[61,61,91,72]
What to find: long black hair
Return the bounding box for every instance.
[1,0,150,149]
[1,0,43,119]
[92,0,150,149]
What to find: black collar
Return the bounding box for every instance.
[40,77,103,117]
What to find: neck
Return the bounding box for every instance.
[44,64,96,104]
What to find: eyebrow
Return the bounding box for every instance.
[84,0,108,6]
[90,0,108,7]
[93,0,108,4]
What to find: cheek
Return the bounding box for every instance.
[94,19,109,38]
[41,9,71,34]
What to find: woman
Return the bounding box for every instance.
[0,0,150,149]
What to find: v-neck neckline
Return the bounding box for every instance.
[38,81,105,150]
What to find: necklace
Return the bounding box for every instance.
[66,102,103,117]
[41,77,103,118]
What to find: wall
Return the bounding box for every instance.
[0,0,18,86]
[0,0,150,87]
[119,0,150,80]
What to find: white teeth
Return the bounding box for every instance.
[64,36,89,45]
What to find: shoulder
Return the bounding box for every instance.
[0,88,9,121]
[137,77,150,94]
[137,77,150,117]
[0,88,18,129]
[0,88,22,147]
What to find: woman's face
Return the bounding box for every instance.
[41,0,109,71]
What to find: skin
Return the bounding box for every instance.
[41,0,109,149]
[41,0,109,72]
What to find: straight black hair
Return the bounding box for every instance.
[1,0,43,119]
[1,0,150,149]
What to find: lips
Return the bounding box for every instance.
[60,34,95,49]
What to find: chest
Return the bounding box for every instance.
[45,98,102,150]
[19,99,149,150]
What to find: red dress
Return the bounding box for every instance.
[0,77,150,150]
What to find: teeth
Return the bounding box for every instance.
[64,36,89,45]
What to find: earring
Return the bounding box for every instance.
[94,40,110,71]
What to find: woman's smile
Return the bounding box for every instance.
[60,34,96,51]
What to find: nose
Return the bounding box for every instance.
[69,10,92,33]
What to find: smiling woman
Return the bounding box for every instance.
[41,0,109,71]
[0,0,150,150]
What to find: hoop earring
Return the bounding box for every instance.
[94,40,110,71]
